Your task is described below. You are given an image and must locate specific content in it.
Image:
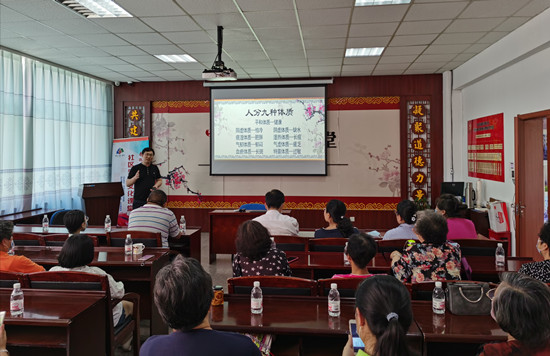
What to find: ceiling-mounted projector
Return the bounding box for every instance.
[202,26,237,81]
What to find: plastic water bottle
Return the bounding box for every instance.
[432,281,445,314]
[42,214,49,233]
[10,283,24,316]
[343,242,350,266]
[179,215,186,234]
[124,234,133,255]
[104,215,112,232]
[251,281,263,314]
[328,283,340,317]
[495,243,505,267]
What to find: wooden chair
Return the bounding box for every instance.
[309,238,348,252]
[0,271,28,288]
[452,239,509,257]
[12,233,45,246]
[43,234,99,247]
[377,239,415,254]
[107,230,162,247]
[272,235,310,252]
[317,277,366,297]
[27,271,141,356]
[227,276,317,296]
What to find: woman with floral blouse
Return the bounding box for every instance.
[391,210,462,283]
[232,220,291,277]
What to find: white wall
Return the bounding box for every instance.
[447,8,550,252]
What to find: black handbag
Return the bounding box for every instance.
[445,282,492,315]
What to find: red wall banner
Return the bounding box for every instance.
[467,113,505,182]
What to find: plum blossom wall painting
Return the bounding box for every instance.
[153,114,202,202]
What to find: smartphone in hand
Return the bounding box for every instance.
[349,319,365,353]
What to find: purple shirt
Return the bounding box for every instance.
[140,329,261,356]
[446,218,477,240]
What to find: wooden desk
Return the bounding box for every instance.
[210,295,423,355]
[412,301,507,356]
[0,289,107,356]
[14,246,172,335]
[464,256,524,282]
[1,209,59,224]
[209,210,265,263]
[13,225,202,261]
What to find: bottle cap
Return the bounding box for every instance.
[13,282,20,289]
[497,243,502,247]
[435,281,442,288]
[106,215,110,218]
[331,283,337,289]
[253,281,260,287]
[213,285,223,291]
[126,234,131,238]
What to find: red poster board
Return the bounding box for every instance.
[467,113,504,182]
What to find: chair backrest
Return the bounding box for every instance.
[50,209,70,225]
[272,235,310,252]
[405,280,497,300]
[239,203,266,211]
[227,276,317,296]
[12,233,45,246]
[309,238,348,252]
[43,234,99,247]
[27,271,111,294]
[0,271,28,288]
[107,231,162,247]
[377,239,414,254]
[317,277,366,297]
[452,239,508,257]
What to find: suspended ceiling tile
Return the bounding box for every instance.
[460,0,530,18]
[404,2,468,21]
[352,5,408,24]
[396,20,451,35]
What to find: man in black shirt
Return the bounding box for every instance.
[126,147,162,210]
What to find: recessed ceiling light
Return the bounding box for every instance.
[345,47,385,57]
[54,0,132,18]
[154,54,197,63]
[355,0,411,6]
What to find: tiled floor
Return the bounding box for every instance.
[116,232,233,355]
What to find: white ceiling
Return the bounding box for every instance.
[1,0,549,82]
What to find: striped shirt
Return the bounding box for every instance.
[128,204,180,247]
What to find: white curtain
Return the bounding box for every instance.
[0,49,113,213]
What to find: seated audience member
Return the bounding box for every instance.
[479,272,550,356]
[383,200,418,240]
[140,255,262,356]
[314,199,359,238]
[50,234,132,328]
[333,232,377,279]
[436,194,478,239]
[391,210,461,283]
[128,189,181,248]
[233,220,291,277]
[63,209,87,236]
[253,189,299,236]
[0,220,45,273]
[342,275,413,356]
[518,221,550,282]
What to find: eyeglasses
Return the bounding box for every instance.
[486,288,497,301]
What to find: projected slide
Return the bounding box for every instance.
[213,97,325,160]
[210,86,327,175]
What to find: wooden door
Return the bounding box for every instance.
[514,110,549,260]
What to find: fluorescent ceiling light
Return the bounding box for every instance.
[355,0,411,6]
[154,54,197,63]
[345,47,384,57]
[55,0,132,18]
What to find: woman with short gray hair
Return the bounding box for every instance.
[140,255,261,356]
[478,272,550,355]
